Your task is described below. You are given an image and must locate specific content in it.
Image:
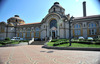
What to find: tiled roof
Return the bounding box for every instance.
[18,22,41,26]
[75,15,100,20]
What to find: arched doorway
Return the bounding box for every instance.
[49,19,57,39]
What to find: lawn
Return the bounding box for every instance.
[56,43,100,48]
[47,39,100,48]
[0,44,2,46]
[0,40,29,46]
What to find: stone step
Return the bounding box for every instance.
[30,41,46,45]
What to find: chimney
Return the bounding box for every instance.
[83,1,86,17]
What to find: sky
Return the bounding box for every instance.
[0,0,100,23]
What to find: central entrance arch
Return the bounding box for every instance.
[49,19,57,39]
[50,19,57,29]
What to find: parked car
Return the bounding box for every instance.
[78,36,84,39]
[11,37,23,40]
[87,37,93,40]
[20,38,24,40]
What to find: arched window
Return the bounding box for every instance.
[19,33,23,38]
[31,27,34,31]
[50,19,57,29]
[35,27,40,37]
[74,24,81,35]
[26,28,31,38]
[27,32,30,37]
[27,28,31,32]
[23,28,25,32]
[1,26,5,32]
[35,27,40,31]
[89,23,96,28]
[54,8,55,12]
[74,24,81,29]
[88,23,97,35]
[20,28,22,32]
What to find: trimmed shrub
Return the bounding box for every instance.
[95,41,100,45]
[5,37,10,41]
[51,39,58,42]
[19,40,29,42]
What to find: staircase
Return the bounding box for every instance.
[30,41,46,45]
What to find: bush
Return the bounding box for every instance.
[5,37,10,41]
[19,40,29,42]
[51,39,58,42]
[95,41,100,45]
[79,39,85,41]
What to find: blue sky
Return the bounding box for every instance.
[0,0,100,23]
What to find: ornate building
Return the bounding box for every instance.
[0,2,100,40]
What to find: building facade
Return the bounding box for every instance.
[0,2,100,40]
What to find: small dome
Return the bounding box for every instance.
[54,2,59,5]
[0,22,6,25]
[49,2,65,14]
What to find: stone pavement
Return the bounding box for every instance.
[0,45,100,64]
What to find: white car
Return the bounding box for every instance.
[78,36,84,39]
[11,37,23,40]
[87,37,93,40]
[20,38,23,40]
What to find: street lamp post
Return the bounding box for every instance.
[15,19,18,37]
[45,24,48,41]
[46,25,47,37]
[65,14,74,46]
[6,24,8,38]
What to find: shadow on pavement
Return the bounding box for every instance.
[47,51,54,53]
[40,51,54,53]
[40,51,46,52]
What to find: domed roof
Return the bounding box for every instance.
[8,15,24,21]
[8,23,14,26]
[9,17,23,21]
[0,22,6,25]
[7,15,25,24]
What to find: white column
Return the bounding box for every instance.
[58,26,59,36]
[51,30,52,37]
[55,30,56,37]
[57,25,60,39]
[47,26,49,37]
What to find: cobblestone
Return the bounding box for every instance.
[0,45,100,64]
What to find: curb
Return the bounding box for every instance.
[42,45,100,51]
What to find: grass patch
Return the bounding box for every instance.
[10,41,19,44]
[46,42,54,46]
[56,43,100,48]
[0,44,2,46]
[47,39,100,48]
[0,40,28,46]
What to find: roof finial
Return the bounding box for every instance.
[15,15,19,17]
[54,2,59,5]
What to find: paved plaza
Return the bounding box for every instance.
[0,45,100,64]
